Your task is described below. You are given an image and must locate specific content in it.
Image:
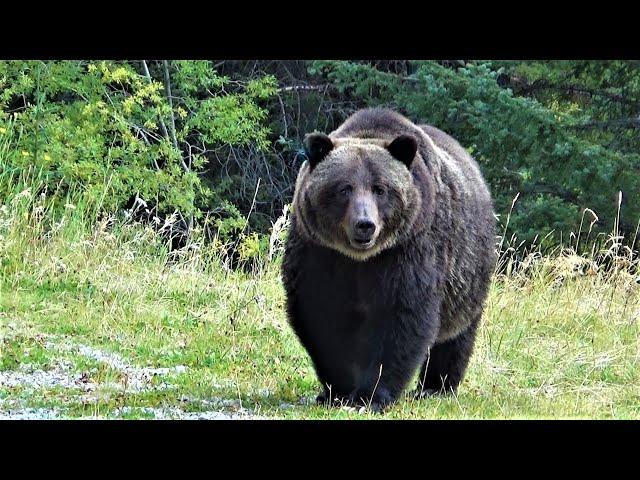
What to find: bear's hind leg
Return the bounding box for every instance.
[416,316,480,397]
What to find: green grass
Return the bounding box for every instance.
[1,124,639,419]
[1,186,638,419]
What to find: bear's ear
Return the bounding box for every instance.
[304,133,334,168]
[387,135,418,168]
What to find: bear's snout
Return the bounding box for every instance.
[353,219,376,241]
[348,216,379,249]
[346,194,380,250]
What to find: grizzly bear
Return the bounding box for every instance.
[281,108,495,412]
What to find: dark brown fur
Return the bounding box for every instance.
[282,108,496,411]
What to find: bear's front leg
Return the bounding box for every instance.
[357,306,441,412]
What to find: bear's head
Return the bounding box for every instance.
[293,132,423,261]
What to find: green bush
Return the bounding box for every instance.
[0,60,276,244]
[2,60,639,258]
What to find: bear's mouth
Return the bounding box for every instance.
[350,237,376,250]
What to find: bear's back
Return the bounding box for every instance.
[417,124,496,341]
[418,123,492,207]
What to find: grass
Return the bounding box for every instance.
[1,133,639,420]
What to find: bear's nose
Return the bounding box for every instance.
[354,219,376,238]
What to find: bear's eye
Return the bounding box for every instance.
[372,185,386,196]
[340,185,353,196]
